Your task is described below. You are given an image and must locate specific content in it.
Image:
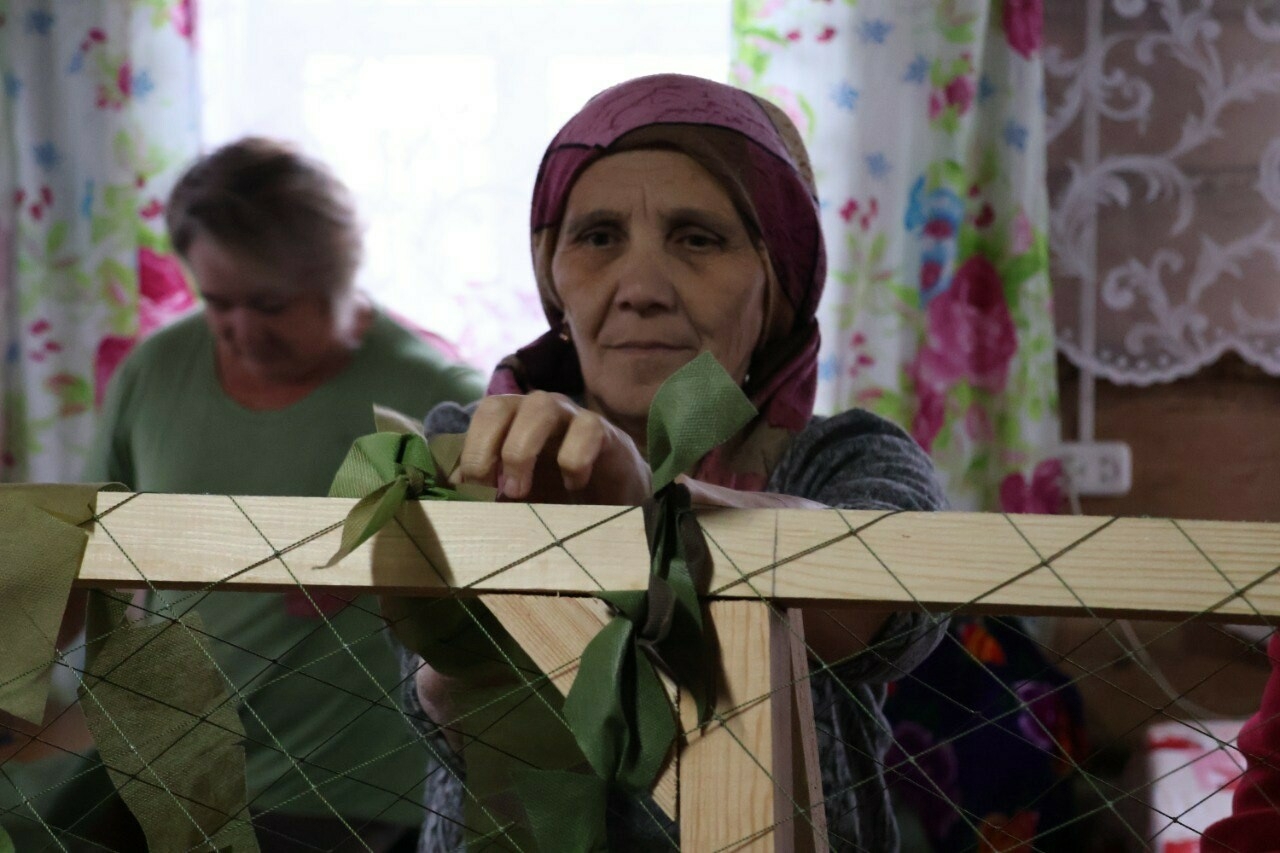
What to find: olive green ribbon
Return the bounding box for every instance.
[81,592,258,852]
[0,483,257,850]
[320,407,495,568]
[326,410,573,850]
[0,483,115,725]
[530,352,755,846]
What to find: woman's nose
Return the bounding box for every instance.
[612,241,676,315]
[219,308,258,344]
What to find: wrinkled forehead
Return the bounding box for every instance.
[560,149,745,224]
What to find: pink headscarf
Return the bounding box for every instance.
[489,73,826,490]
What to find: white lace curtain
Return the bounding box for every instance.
[1046,0,1280,385]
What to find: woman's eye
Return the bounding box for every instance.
[677,230,723,250]
[254,303,287,316]
[580,229,615,248]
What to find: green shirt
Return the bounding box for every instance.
[83,310,483,825]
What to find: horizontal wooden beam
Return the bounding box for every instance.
[78,493,1280,623]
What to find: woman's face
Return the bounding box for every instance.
[551,149,767,433]
[187,235,350,384]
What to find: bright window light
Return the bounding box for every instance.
[199,0,729,370]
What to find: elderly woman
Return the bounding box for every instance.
[407,74,947,851]
[80,138,483,850]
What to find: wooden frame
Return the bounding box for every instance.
[82,493,1280,621]
[70,492,1280,851]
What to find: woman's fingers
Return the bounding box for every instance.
[454,395,521,488]
[455,393,650,504]
[499,393,577,499]
[456,392,580,500]
[564,413,651,505]
[556,410,608,493]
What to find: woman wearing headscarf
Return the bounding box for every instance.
[406,74,947,851]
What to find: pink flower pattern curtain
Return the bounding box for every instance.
[733,0,1061,513]
[1,0,198,483]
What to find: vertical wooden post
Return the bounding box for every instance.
[770,608,829,853]
[680,601,782,851]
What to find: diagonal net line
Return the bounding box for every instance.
[698,508,968,849]
[60,507,1280,845]
[36,496,871,851]
[43,611,223,851]
[378,499,672,849]
[702,508,1130,845]
[22,517,540,845]
[145,499,1254,845]
[997,512,1225,846]
[0,664,473,853]
[6,496,393,847]
[78,493,564,848]
[875,522,1264,845]
[870,512,1280,845]
[515,503,679,849]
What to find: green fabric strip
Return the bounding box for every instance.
[80,592,258,853]
[523,356,755,847]
[647,351,758,492]
[321,417,493,568]
[511,768,608,853]
[0,484,108,725]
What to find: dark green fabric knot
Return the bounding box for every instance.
[320,424,492,568]
[401,463,428,498]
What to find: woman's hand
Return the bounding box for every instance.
[453,392,651,505]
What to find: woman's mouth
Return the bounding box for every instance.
[608,341,692,351]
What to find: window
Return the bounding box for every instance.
[199,0,729,369]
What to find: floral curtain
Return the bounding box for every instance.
[733,0,1061,514]
[0,0,198,484]
[733,3,1082,850]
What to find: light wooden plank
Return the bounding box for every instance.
[482,595,679,819]
[681,601,777,852]
[784,609,828,853]
[765,607,829,853]
[78,494,1280,621]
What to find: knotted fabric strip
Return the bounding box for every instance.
[320,409,494,568]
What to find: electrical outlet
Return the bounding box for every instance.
[1058,441,1132,497]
